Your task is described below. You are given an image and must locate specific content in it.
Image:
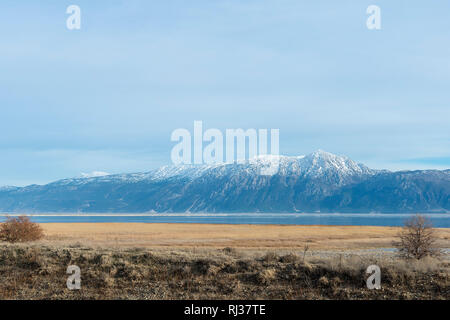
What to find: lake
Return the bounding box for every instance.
[0,213,449,227]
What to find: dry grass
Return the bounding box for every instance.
[0,243,448,300]
[0,223,448,299]
[38,223,450,250]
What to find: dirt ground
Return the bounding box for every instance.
[0,223,449,299]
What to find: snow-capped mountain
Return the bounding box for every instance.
[0,150,448,213]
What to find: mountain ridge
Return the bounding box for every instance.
[0,150,448,213]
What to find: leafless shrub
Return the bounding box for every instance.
[261,251,279,263]
[302,244,310,263]
[393,214,441,260]
[0,216,44,243]
[222,247,238,256]
[279,253,300,263]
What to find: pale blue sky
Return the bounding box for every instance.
[0,0,449,186]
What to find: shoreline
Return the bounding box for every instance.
[1,213,449,216]
[1,213,449,228]
[32,221,450,228]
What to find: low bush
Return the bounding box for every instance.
[0,216,44,243]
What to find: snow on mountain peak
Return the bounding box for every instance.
[147,150,373,180]
[301,150,373,177]
[80,171,110,178]
[33,150,375,187]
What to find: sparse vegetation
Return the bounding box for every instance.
[394,215,442,260]
[0,244,448,300]
[0,222,447,299]
[0,216,44,243]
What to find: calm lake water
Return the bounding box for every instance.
[0,213,449,227]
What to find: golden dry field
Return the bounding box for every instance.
[0,223,449,299]
[40,223,450,250]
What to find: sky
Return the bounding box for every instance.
[0,0,449,186]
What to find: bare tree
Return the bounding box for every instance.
[0,216,44,243]
[393,214,441,260]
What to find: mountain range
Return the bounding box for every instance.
[0,150,448,213]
